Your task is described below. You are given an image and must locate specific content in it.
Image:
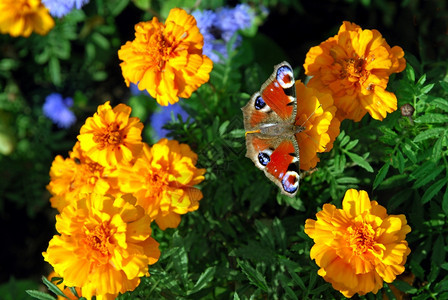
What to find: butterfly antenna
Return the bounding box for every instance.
[245,129,261,136]
[299,104,323,127]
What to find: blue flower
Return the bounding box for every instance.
[42,0,89,18]
[43,93,76,129]
[193,5,255,63]
[150,103,189,140]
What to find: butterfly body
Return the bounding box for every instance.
[242,62,303,197]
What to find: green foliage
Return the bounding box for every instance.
[3,0,448,299]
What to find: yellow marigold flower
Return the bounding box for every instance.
[43,193,160,300]
[118,8,213,106]
[47,271,81,300]
[294,80,340,171]
[114,139,206,230]
[0,0,54,37]
[47,142,118,212]
[304,189,411,298]
[304,21,406,122]
[77,101,143,168]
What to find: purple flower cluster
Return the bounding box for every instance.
[193,4,255,62]
[42,0,90,18]
[150,103,189,140]
[43,93,76,129]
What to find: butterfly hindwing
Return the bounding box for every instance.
[245,135,300,196]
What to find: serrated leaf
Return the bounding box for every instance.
[272,218,286,251]
[421,178,446,204]
[172,246,189,285]
[431,235,445,268]
[414,113,448,124]
[339,135,350,147]
[189,266,216,294]
[346,151,373,172]
[414,127,446,143]
[26,290,57,300]
[402,142,417,164]
[238,260,268,291]
[255,220,275,249]
[430,97,448,112]
[440,80,448,92]
[373,163,390,190]
[412,163,444,189]
[432,135,444,161]
[419,83,435,95]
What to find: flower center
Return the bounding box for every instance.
[148,27,187,71]
[148,170,169,197]
[93,123,122,148]
[346,222,375,255]
[85,222,113,256]
[341,57,366,82]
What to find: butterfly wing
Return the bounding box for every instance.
[245,134,300,197]
[242,62,301,197]
[242,62,297,132]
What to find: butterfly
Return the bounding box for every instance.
[241,62,304,197]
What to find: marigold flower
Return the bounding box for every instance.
[304,21,406,122]
[0,0,54,37]
[47,142,118,212]
[114,139,206,230]
[118,8,213,106]
[77,101,143,167]
[304,189,411,298]
[43,193,160,300]
[294,80,340,171]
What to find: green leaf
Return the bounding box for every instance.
[346,151,373,172]
[431,235,446,269]
[414,113,448,124]
[373,163,390,190]
[345,139,359,151]
[421,178,446,204]
[238,260,268,291]
[414,127,446,143]
[189,266,216,294]
[41,276,67,298]
[416,74,426,86]
[339,135,350,147]
[25,290,57,300]
[219,120,230,136]
[402,141,418,164]
[405,64,415,82]
[419,83,435,95]
[412,163,444,189]
[272,218,286,251]
[108,0,129,16]
[430,97,448,112]
[443,188,448,216]
[440,80,448,92]
[395,150,405,174]
[172,246,189,285]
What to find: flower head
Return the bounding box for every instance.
[47,142,118,212]
[118,8,213,106]
[114,139,206,230]
[77,101,143,167]
[304,189,411,298]
[43,93,76,128]
[43,193,160,300]
[0,0,54,37]
[294,80,340,171]
[304,21,406,121]
[42,0,89,18]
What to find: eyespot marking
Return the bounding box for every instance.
[258,150,272,166]
[254,96,266,110]
[282,171,300,194]
[276,65,294,89]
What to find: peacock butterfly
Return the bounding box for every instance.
[241,62,304,197]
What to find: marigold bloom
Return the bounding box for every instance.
[304,189,411,298]
[47,142,118,212]
[114,139,205,230]
[0,0,54,37]
[118,8,213,106]
[304,21,406,122]
[43,193,160,300]
[294,80,340,171]
[77,101,143,167]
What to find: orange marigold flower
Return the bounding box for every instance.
[304,189,411,298]
[0,0,54,37]
[47,142,118,212]
[304,21,406,122]
[118,8,213,106]
[114,139,206,230]
[77,101,143,168]
[43,193,160,300]
[294,80,340,171]
[47,271,81,300]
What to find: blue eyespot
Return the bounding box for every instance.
[282,172,299,194]
[258,152,270,166]
[254,96,266,110]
